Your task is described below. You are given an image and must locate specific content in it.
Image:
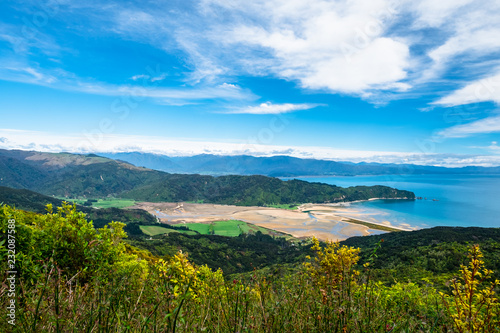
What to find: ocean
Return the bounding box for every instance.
[282,174,500,229]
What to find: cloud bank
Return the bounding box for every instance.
[2,129,500,168]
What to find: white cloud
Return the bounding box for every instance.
[434,71,500,106]
[130,74,149,81]
[4,0,500,106]
[0,64,255,104]
[411,0,475,28]
[130,73,168,82]
[226,102,319,114]
[150,73,168,82]
[438,115,500,138]
[2,128,500,167]
[198,0,411,95]
[413,0,500,94]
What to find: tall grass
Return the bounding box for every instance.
[2,244,467,332]
[1,204,499,332]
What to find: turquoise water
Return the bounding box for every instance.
[283,174,500,229]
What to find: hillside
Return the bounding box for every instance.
[0,149,163,197]
[122,174,415,205]
[0,186,156,228]
[341,226,500,285]
[0,149,415,205]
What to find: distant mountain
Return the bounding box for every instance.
[98,152,181,172]
[98,152,500,176]
[0,149,414,205]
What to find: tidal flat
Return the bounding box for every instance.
[131,202,413,241]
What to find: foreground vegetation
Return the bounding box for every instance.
[1,204,499,332]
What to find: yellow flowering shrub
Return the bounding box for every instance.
[441,244,500,332]
[154,251,224,300]
[304,237,360,288]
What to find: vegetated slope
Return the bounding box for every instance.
[122,174,415,205]
[341,226,500,285]
[100,152,500,176]
[0,186,156,228]
[9,203,492,332]
[0,149,164,197]
[0,149,415,205]
[0,155,48,188]
[0,186,68,213]
[128,232,309,275]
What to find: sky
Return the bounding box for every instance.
[1,0,500,167]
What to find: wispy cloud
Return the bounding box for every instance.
[3,0,500,108]
[225,102,320,114]
[0,64,255,104]
[438,115,500,138]
[433,71,500,106]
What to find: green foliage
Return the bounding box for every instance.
[2,204,500,332]
[0,186,157,232]
[64,197,136,209]
[265,203,299,210]
[441,245,500,332]
[123,174,415,206]
[127,232,309,275]
[0,203,147,285]
[341,227,500,285]
[304,237,360,288]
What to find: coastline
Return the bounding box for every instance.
[131,201,417,241]
[326,197,415,206]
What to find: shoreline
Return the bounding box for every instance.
[297,203,414,232]
[132,201,417,241]
[316,197,415,207]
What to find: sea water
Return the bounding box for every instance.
[282,174,500,229]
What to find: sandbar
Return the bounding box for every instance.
[131,202,415,241]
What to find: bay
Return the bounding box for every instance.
[282,174,500,229]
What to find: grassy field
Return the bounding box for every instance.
[180,220,287,237]
[62,198,136,209]
[92,199,136,209]
[183,222,211,235]
[139,225,197,236]
[266,203,299,210]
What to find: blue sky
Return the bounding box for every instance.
[1,0,500,166]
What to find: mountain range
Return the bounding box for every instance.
[0,149,414,205]
[98,152,500,176]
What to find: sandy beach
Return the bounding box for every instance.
[131,202,415,241]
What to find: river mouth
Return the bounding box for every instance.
[134,202,413,241]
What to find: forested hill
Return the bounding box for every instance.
[122,174,415,205]
[0,149,415,205]
[0,186,156,228]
